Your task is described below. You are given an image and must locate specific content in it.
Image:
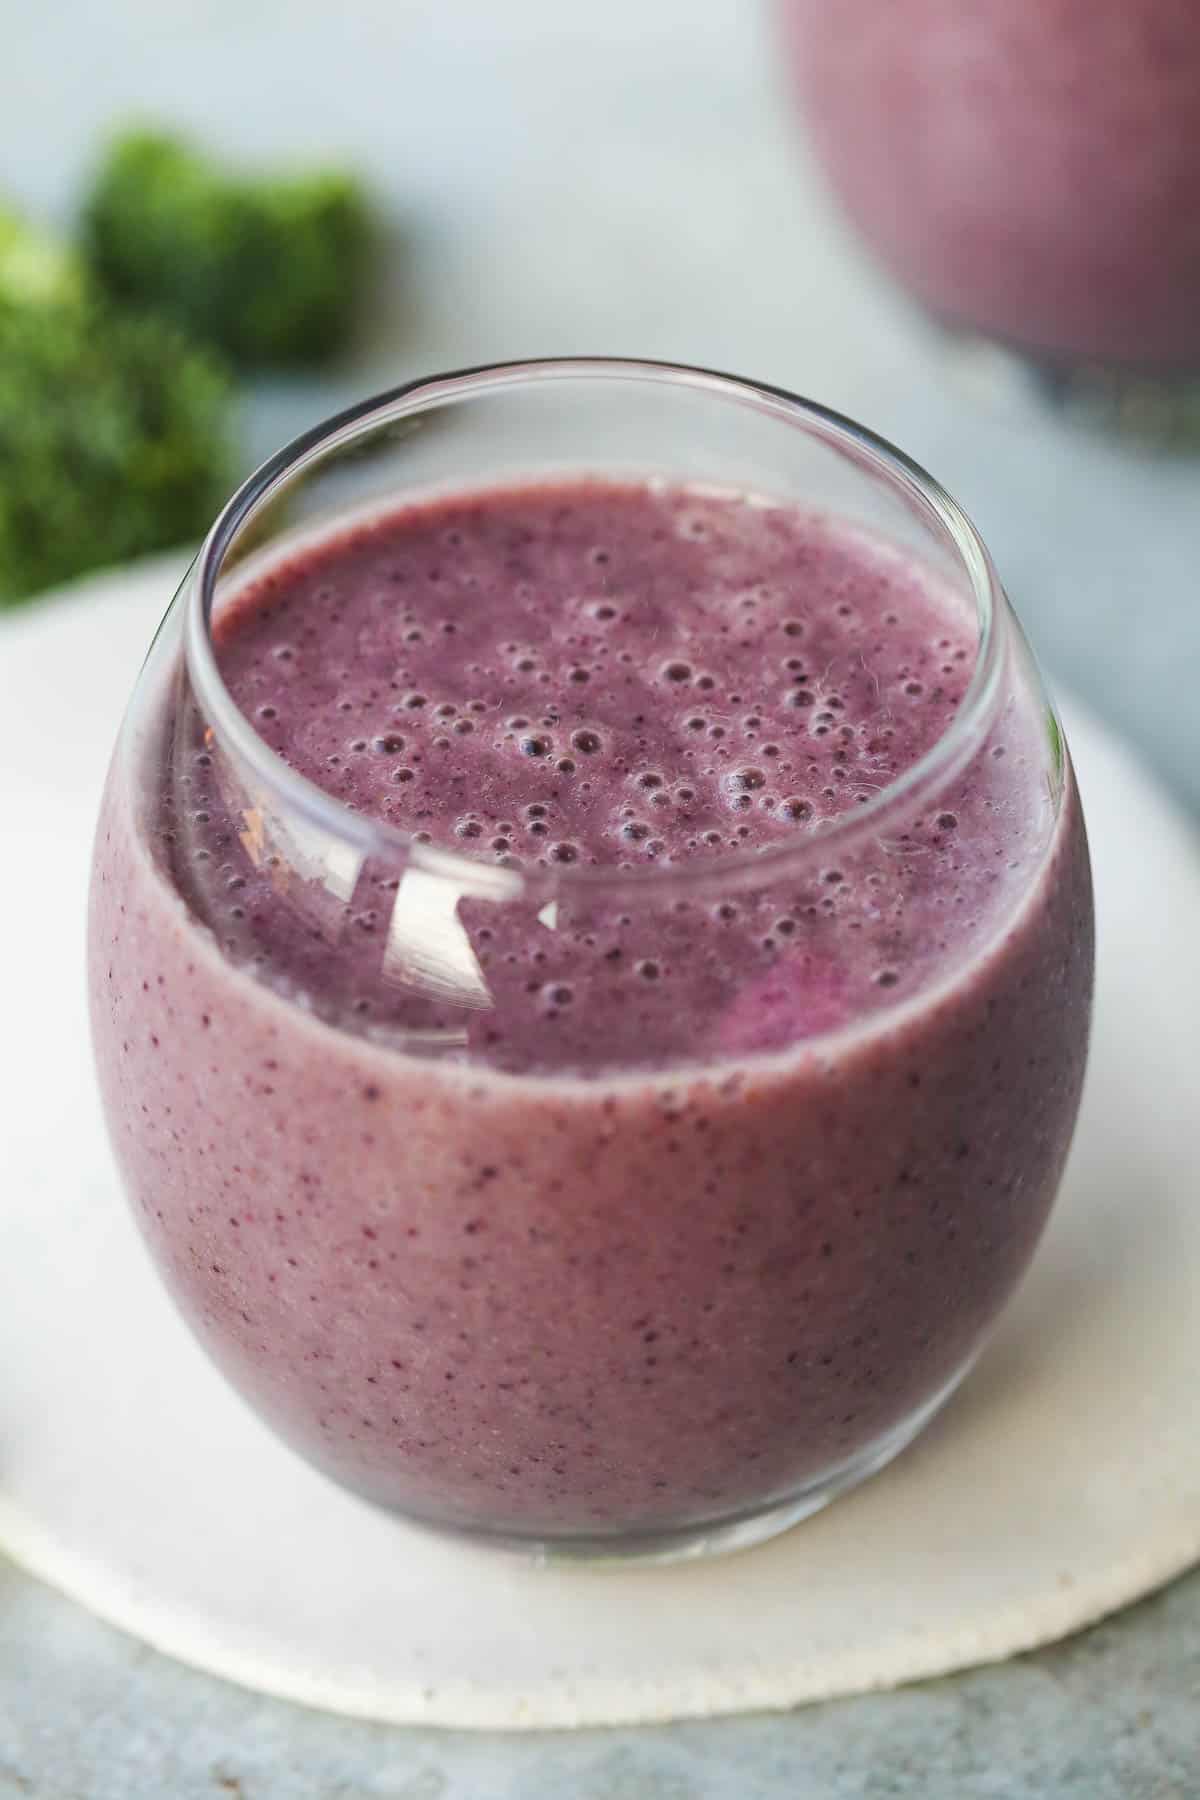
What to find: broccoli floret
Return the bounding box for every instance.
[0,209,86,309]
[82,130,374,366]
[0,208,233,605]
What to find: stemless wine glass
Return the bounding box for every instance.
[779,0,1200,442]
[88,359,1094,1562]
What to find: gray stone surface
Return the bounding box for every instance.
[2,0,1198,1791]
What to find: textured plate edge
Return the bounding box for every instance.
[2,1493,1198,1729]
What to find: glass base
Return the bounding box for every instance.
[393,1366,970,1567]
[940,328,1200,451]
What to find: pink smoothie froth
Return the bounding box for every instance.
[90,479,1093,1537]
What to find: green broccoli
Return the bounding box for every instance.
[0,208,233,605]
[81,130,374,366]
[0,209,86,309]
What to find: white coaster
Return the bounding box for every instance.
[2,558,1198,1731]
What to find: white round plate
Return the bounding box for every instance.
[1,556,1197,1730]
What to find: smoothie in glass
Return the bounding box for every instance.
[88,365,1093,1558]
[782,0,1200,374]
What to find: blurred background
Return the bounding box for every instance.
[3,0,1198,814]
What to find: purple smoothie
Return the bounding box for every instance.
[89,479,1092,1539]
[783,0,1200,370]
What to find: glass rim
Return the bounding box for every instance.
[185,355,1008,900]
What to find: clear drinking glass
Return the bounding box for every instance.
[88,359,1094,1561]
[779,0,1200,445]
